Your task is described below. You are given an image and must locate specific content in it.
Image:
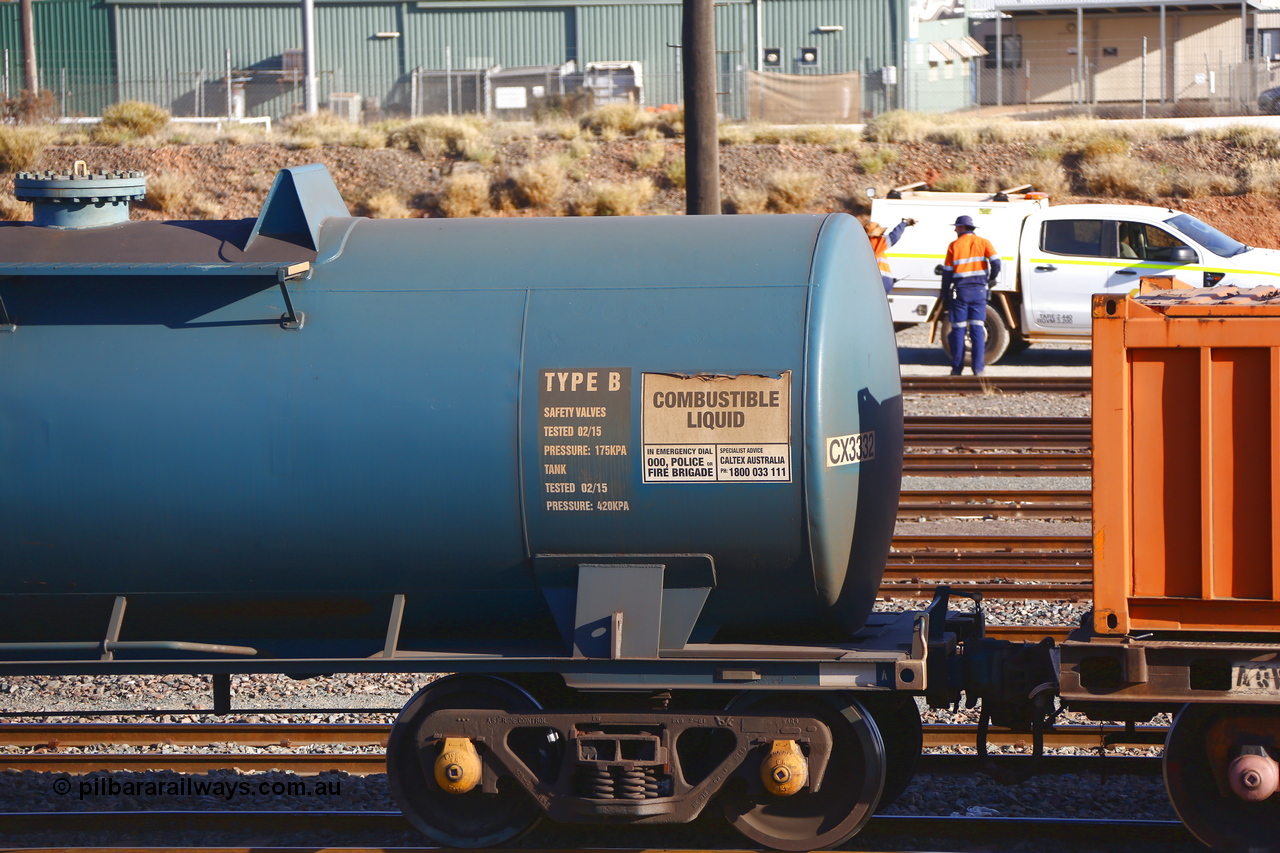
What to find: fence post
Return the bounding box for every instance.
[996,15,1003,107]
[446,45,452,115]
[226,49,232,121]
[1142,37,1147,119]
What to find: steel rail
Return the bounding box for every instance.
[893,534,1091,552]
[901,375,1093,395]
[903,452,1093,476]
[0,810,1190,846]
[880,582,1090,599]
[0,721,1162,762]
[905,416,1091,450]
[899,489,1092,520]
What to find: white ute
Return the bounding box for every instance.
[873,183,1280,363]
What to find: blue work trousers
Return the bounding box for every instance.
[947,284,988,374]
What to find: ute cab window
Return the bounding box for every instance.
[1041,219,1106,257]
[1117,221,1196,262]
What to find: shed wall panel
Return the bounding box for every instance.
[0,0,114,114]
[405,7,573,71]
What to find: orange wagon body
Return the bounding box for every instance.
[1092,287,1280,635]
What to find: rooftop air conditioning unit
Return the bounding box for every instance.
[328,93,362,123]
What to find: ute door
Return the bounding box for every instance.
[1023,218,1122,334]
[1114,220,1198,286]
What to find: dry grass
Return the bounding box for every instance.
[512,156,566,208]
[387,115,488,157]
[284,111,387,149]
[567,137,595,161]
[190,196,225,219]
[933,173,978,192]
[1079,154,1172,200]
[862,110,932,143]
[766,170,822,213]
[633,141,665,171]
[581,103,649,138]
[585,178,655,215]
[997,160,1072,199]
[539,118,584,141]
[362,191,414,218]
[858,147,899,175]
[145,171,196,214]
[440,172,492,217]
[1171,170,1237,199]
[0,195,32,221]
[1243,159,1280,195]
[664,157,686,189]
[96,100,170,142]
[728,187,769,214]
[0,125,54,171]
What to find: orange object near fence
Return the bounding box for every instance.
[1092,287,1280,635]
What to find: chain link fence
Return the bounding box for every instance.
[18,32,1280,124]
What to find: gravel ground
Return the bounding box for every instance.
[0,331,1195,851]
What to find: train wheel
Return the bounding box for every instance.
[720,691,886,851]
[387,675,543,847]
[1164,703,1280,852]
[859,694,922,811]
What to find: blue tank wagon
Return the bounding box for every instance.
[0,163,913,849]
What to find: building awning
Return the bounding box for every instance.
[930,40,963,62]
[948,37,988,58]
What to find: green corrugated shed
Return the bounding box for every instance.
[0,0,115,116]
[2,0,970,121]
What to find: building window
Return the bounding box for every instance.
[983,34,1022,69]
[1248,28,1280,61]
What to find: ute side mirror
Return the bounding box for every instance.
[1168,246,1197,264]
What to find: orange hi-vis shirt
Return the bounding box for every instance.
[942,233,999,287]
[870,234,892,275]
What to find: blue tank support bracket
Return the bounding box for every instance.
[533,554,716,657]
[276,261,312,330]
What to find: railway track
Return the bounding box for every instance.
[0,810,1191,848]
[899,489,1091,520]
[901,376,1092,395]
[0,721,1161,775]
[902,415,1091,476]
[888,534,1091,584]
[905,416,1090,449]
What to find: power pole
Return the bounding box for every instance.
[20,0,38,94]
[682,0,719,214]
[302,0,318,114]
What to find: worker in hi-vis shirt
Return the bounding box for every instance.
[940,215,1000,376]
[866,218,915,294]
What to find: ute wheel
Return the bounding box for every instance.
[859,694,922,811]
[1164,703,1280,852]
[940,304,1011,367]
[387,675,544,847]
[720,691,885,851]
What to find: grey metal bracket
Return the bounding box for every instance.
[0,291,13,332]
[276,262,311,330]
[100,596,127,661]
[383,594,406,658]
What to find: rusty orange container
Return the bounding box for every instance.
[1092,287,1280,635]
